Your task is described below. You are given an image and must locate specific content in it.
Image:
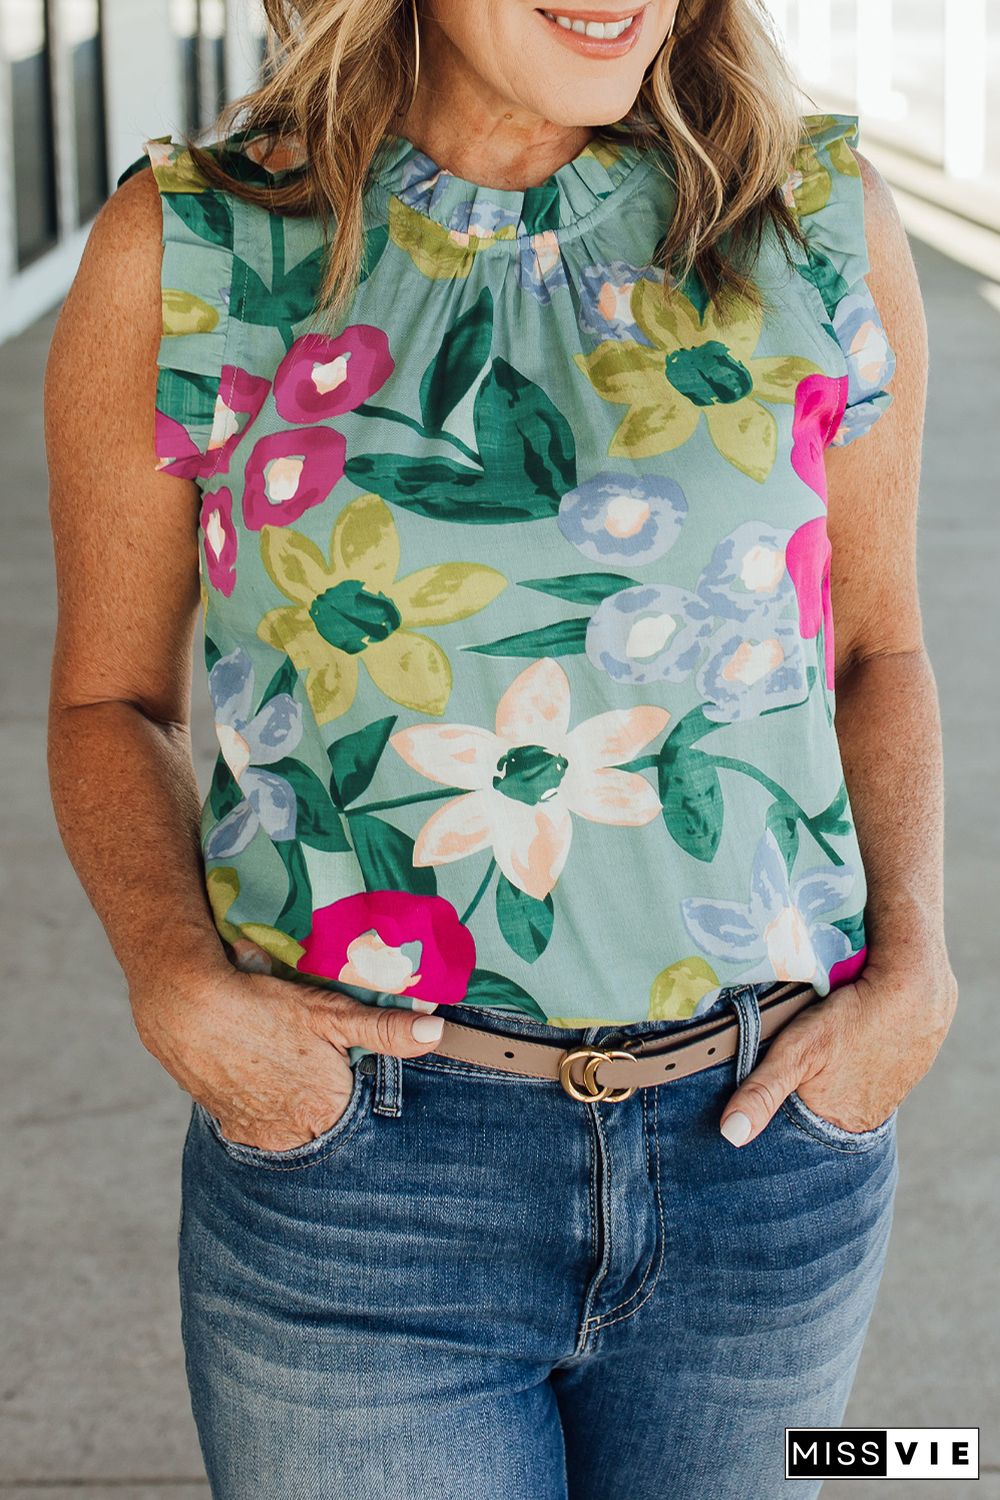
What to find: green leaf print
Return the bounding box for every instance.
[797,245,849,320]
[205,634,223,672]
[463,617,589,658]
[259,653,300,707]
[348,356,577,524]
[519,572,638,606]
[419,286,494,433]
[328,715,398,810]
[832,909,866,951]
[462,969,548,1022]
[520,179,562,237]
[267,758,351,852]
[811,780,853,838]
[658,747,724,862]
[766,802,800,875]
[209,757,242,822]
[165,189,233,247]
[495,875,554,963]
[157,366,217,433]
[275,837,314,942]
[473,357,577,500]
[344,453,559,525]
[360,223,389,282]
[235,244,327,336]
[351,813,437,896]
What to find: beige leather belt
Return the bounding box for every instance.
[431,980,820,1101]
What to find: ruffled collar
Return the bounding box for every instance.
[368,119,657,240]
[219,118,664,242]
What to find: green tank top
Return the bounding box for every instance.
[116,111,895,1036]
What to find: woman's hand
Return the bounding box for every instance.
[130,959,445,1151]
[718,950,959,1146]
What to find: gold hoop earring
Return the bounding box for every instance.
[408,0,421,113]
[659,10,678,68]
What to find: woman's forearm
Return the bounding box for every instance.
[47,700,228,1002]
[834,645,954,993]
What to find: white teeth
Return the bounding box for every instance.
[542,11,635,39]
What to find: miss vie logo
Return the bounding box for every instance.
[785,1427,979,1480]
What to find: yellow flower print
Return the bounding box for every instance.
[161,287,219,336]
[256,493,507,724]
[574,280,823,481]
[648,956,721,1020]
[205,865,306,975]
[389,197,517,281]
[784,116,862,219]
[145,135,209,193]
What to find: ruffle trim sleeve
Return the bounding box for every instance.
[116,137,248,481]
[786,113,897,446]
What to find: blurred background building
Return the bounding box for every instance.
[1,0,999,341]
[0,0,267,341]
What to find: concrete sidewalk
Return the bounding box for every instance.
[1,225,997,1497]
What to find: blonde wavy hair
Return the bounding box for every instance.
[187,0,813,326]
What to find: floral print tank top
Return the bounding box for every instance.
[116,111,895,1036]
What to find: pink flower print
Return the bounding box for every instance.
[790,373,848,501]
[199,486,238,596]
[829,942,867,990]
[242,425,347,530]
[390,659,669,901]
[297,890,476,1005]
[785,515,835,690]
[206,366,271,476]
[272,327,394,424]
[154,409,206,479]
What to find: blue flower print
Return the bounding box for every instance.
[397,151,450,218]
[518,231,569,304]
[586,583,713,685]
[445,198,521,240]
[205,647,304,859]
[833,284,896,410]
[695,617,807,722]
[578,259,665,343]
[694,521,795,624]
[558,472,687,565]
[680,829,859,989]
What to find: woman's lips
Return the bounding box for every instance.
[535,6,647,57]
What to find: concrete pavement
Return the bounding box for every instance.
[1,223,997,1496]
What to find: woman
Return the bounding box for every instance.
[44,0,956,1494]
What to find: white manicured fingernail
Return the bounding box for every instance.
[412,1014,444,1042]
[721,1110,753,1146]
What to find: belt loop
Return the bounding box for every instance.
[727,984,762,1085]
[373,1051,404,1117]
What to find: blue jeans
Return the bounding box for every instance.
[179,983,898,1499]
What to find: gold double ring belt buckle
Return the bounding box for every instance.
[558,1046,639,1102]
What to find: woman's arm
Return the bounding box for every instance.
[45,167,442,1150]
[719,151,959,1144]
[45,167,227,995]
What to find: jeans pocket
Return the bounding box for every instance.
[780,1088,898,1154]
[194,1060,372,1169]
